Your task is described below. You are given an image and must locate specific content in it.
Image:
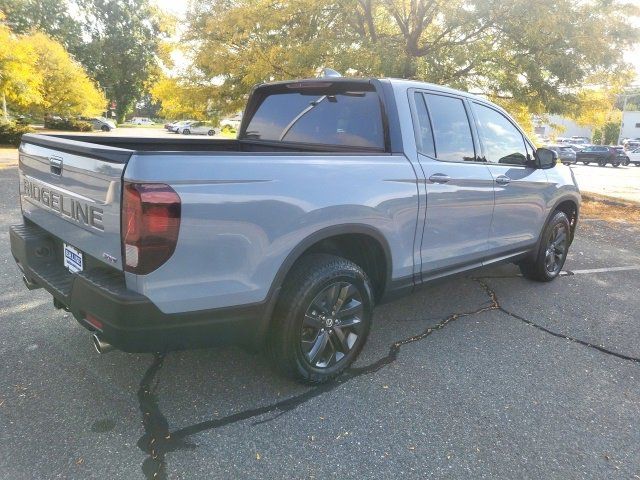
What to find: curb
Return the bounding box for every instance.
[581,192,640,208]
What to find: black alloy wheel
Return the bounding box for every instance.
[301,281,365,369]
[268,254,373,384]
[519,211,571,282]
[543,222,568,276]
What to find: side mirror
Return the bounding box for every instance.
[535,147,557,169]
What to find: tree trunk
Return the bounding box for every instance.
[2,93,7,122]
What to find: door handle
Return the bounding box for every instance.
[428,173,451,184]
[495,175,511,185]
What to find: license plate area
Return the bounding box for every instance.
[63,243,83,273]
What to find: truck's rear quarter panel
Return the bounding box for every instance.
[124,152,419,314]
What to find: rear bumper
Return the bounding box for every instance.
[10,221,269,352]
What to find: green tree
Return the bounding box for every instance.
[0,0,84,52]
[75,0,170,122]
[0,15,41,120]
[180,0,639,120]
[151,76,214,120]
[25,32,106,117]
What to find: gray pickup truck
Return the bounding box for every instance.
[10,78,580,383]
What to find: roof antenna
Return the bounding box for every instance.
[316,67,342,78]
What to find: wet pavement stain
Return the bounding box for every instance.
[136,353,196,479]
[134,278,640,479]
[90,418,116,433]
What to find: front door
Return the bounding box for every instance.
[411,91,495,278]
[470,102,549,258]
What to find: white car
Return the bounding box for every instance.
[89,117,117,132]
[220,113,242,131]
[130,117,154,125]
[177,121,217,136]
[628,147,640,166]
[167,120,197,132]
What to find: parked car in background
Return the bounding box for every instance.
[168,120,197,133]
[627,147,640,166]
[220,113,243,131]
[177,121,217,136]
[130,117,154,125]
[87,117,116,132]
[622,139,640,151]
[546,145,577,165]
[565,144,587,153]
[576,145,621,167]
[612,146,630,166]
[569,136,590,145]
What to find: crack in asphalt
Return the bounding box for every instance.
[135,278,639,479]
[498,307,640,364]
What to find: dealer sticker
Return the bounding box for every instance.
[63,243,83,273]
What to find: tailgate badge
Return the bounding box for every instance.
[49,156,63,175]
[102,253,118,264]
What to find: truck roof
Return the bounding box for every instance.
[257,77,481,100]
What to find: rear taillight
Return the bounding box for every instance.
[121,182,181,274]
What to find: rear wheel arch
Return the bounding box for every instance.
[268,226,392,307]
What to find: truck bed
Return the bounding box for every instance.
[23,134,385,162]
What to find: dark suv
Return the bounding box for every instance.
[576,145,621,167]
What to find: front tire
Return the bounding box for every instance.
[519,211,571,282]
[582,161,589,166]
[207,130,215,136]
[268,254,373,384]
[182,129,190,135]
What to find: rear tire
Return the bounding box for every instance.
[182,129,190,135]
[582,161,589,165]
[207,130,215,136]
[612,161,620,168]
[519,211,570,282]
[101,125,109,132]
[268,254,373,384]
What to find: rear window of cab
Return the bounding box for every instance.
[243,90,384,149]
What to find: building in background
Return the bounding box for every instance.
[533,115,593,141]
[619,110,640,142]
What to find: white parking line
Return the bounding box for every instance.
[561,265,640,275]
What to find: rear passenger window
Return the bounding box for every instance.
[412,92,435,156]
[422,93,476,162]
[473,103,529,166]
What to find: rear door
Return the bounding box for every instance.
[470,102,549,257]
[411,91,495,277]
[18,136,129,270]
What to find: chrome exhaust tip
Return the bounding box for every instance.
[92,334,114,354]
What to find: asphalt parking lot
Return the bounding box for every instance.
[0,165,639,479]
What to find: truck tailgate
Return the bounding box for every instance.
[18,135,131,270]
